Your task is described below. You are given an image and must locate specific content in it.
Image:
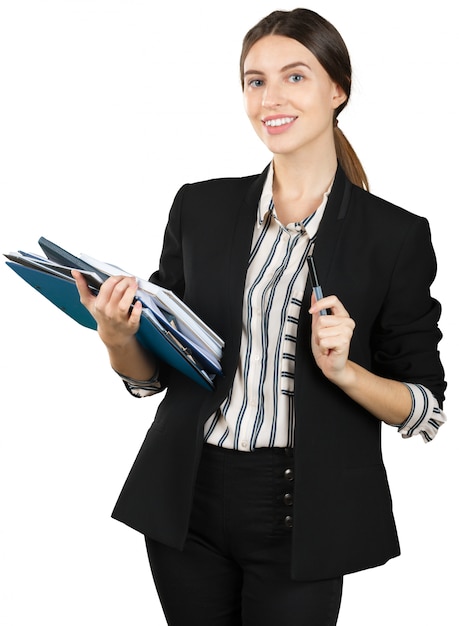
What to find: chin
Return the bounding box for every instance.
[264,141,302,156]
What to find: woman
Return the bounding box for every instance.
[73,8,446,625]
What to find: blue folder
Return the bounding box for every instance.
[6,260,216,390]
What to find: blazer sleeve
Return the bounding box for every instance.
[139,185,189,388]
[370,215,446,407]
[148,184,188,297]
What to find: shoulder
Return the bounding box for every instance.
[168,171,267,225]
[350,184,426,227]
[178,173,261,201]
[344,184,435,263]
[345,184,433,251]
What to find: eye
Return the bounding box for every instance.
[247,78,264,88]
[288,74,304,83]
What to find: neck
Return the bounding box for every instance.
[272,150,338,201]
[270,146,338,224]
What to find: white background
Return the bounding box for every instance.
[0,1,457,624]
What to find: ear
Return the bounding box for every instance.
[331,83,347,111]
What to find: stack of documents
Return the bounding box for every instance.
[4,237,224,390]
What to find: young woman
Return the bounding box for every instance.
[74,8,446,625]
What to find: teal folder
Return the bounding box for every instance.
[5,245,223,390]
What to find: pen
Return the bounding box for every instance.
[306,255,329,316]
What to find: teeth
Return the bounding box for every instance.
[264,117,296,127]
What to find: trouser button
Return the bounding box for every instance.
[284,515,293,528]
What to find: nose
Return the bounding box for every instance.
[261,82,286,109]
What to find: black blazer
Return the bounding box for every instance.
[112,165,446,581]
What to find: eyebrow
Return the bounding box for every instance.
[243,61,312,78]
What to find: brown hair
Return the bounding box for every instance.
[240,8,369,191]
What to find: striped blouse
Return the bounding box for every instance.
[120,165,446,446]
[203,166,327,450]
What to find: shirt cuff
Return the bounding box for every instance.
[114,370,164,398]
[396,383,447,443]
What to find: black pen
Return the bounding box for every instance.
[306,255,329,316]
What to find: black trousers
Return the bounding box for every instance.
[145,444,343,626]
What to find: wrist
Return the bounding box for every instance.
[103,335,139,362]
[98,327,136,352]
[328,360,358,390]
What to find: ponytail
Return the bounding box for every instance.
[334,124,369,191]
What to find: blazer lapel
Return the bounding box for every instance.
[226,165,270,318]
[298,166,352,343]
[304,166,352,303]
[202,166,268,387]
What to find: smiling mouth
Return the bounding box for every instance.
[263,116,297,127]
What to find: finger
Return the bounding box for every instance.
[127,299,143,329]
[309,292,327,318]
[72,269,96,308]
[309,294,349,317]
[116,276,138,308]
[314,321,355,355]
[97,275,137,311]
[117,281,141,318]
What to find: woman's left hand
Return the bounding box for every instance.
[309,294,355,385]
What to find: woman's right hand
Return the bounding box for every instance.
[72,270,143,351]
